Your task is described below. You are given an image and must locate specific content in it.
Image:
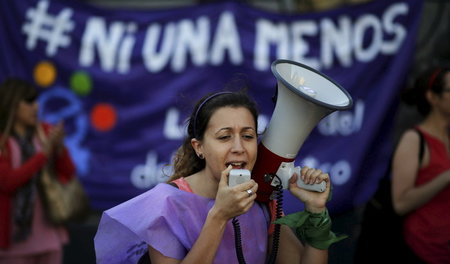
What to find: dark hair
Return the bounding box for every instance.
[402,66,450,116]
[169,90,259,181]
[0,78,38,151]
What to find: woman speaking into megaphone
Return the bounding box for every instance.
[94,89,346,264]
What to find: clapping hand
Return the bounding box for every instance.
[42,122,65,157]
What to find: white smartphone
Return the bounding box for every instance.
[228,169,251,187]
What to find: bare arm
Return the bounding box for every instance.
[272,167,330,263]
[271,225,327,264]
[391,130,450,215]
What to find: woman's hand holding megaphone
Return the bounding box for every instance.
[288,166,330,213]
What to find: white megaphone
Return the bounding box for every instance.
[252,59,353,203]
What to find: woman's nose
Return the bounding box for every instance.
[231,137,245,153]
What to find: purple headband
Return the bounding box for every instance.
[193,91,233,139]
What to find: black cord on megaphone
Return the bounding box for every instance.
[232,217,246,264]
[266,174,283,264]
[231,173,283,264]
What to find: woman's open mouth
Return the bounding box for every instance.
[226,162,246,169]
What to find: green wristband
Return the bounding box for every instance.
[274,209,347,250]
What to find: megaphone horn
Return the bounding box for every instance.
[253,59,353,203]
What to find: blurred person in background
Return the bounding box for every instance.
[392,66,450,264]
[0,78,75,264]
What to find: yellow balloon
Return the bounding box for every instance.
[34,61,56,87]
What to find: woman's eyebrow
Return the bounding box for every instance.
[214,127,232,134]
[215,127,255,134]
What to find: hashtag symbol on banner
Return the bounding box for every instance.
[22,0,74,56]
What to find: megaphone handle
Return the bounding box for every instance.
[294,166,327,192]
[296,178,326,192]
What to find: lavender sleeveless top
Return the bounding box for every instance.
[94,183,269,263]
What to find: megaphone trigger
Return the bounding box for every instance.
[293,166,327,192]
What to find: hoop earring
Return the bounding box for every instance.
[198,153,204,160]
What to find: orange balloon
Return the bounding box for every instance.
[34,61,56,87]
[90,103,117,132]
